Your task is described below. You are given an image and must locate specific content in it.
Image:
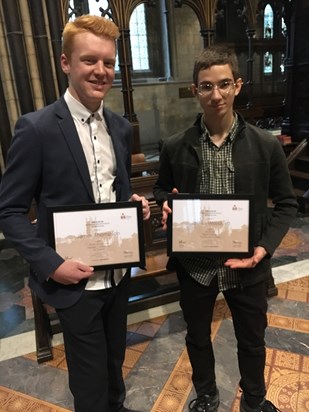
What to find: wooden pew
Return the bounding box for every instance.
[130,174,158,201]
[131,160,159,176]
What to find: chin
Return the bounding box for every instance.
[89,91,106,101]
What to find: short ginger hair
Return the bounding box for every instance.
[62,14,120,58]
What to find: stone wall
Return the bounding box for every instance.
[106,81,200,154]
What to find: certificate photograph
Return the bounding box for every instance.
[48,202,145,270]
[167,194,254,257]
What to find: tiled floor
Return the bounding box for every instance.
[0,213,308,411]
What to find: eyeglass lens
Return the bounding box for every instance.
[198,80,234,95]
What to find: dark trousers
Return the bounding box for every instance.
[176,265,268,406]
[56,272,130,412]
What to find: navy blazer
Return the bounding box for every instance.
[0,96,133,308]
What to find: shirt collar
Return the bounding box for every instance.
[200,112,239,142]
[64,89,104,124]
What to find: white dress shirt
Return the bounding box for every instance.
[64,90,125,289]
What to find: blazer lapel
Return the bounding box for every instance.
[54,98,95,202]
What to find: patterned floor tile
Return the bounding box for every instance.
[0,385,71,412]
[16,276,308,412]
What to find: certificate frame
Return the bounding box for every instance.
[48,201,145,270]
[167,194,254,258]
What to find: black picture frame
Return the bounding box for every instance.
[47,201,145,270]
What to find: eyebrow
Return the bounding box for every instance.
[199,78,233,85]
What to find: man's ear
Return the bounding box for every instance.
[191,84,197,97]
[60,53,70,75]
[234,78,243,96]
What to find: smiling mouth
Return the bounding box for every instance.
[90,80,106,86]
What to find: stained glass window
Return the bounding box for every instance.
[264,51,273,74]
[88,0,108,14]
[69,1,149,71]
[264,4,273,39]
[130,5,149,70]
[280,53,285,73]
[281,17,287,37]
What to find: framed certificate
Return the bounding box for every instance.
[167,194,254,257]
[48,201,145,270]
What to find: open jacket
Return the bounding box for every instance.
[153,113,298,287]
[0,96,133,308]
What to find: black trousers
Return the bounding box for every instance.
[176,265,268,406]
[56,272,130,412]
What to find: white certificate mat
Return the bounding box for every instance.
[167,194,254,257]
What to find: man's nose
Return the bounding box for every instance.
[211,86,222,97]
[94,62,106,74]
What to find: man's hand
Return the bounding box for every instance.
[161,188,179,230]
[49,260,94,285]
[224,246,268,269]
[130,193,151,220]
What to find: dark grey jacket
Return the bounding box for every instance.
[153,113,298,287]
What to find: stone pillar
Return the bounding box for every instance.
[282,0,309,140]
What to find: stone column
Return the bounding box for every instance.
[282,0,309,140]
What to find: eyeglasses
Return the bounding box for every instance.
[197,79,236,96]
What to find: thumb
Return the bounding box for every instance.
[77,261,94,272]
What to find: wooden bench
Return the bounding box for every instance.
[131,160,159,176]
[130,159,159,200]
[130,174,158,201]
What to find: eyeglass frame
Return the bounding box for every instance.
[195,78,242,97]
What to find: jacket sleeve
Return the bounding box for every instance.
[0,115,64,282]
[256,137,298,255]
[153,140,175,206]
[153,126,202,207]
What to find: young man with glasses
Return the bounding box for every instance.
[153,45,298,412]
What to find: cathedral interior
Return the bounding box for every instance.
[0,1,308,411]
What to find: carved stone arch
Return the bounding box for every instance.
[242,0,260,29]
[256,0,284,31]
[224,0,259,30]
[103,0,155,28]
[174,0,219,47]
[256,0,283,15]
